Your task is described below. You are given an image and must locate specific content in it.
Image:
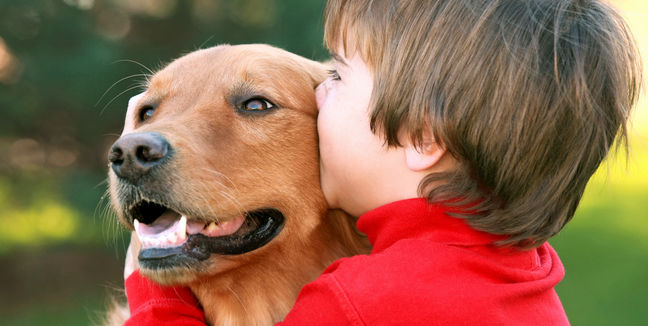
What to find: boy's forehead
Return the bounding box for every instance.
[330,52,350,67]
[328,35,364,65]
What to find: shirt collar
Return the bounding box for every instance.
[357,198,505,252]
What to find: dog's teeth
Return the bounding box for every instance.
[133,219,143,243]
[206,222,220,233]
[135,216,189,249]
[168,233,178,245]
[160,236,169,247]
[178,215,187,236]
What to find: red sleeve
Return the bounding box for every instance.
[124,270,207,326]
[276,273,362,326]
[124,269,358,325]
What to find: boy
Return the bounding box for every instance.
[123,0,642,324]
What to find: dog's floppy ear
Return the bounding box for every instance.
[295,58,329,89]
[320,58,334,66]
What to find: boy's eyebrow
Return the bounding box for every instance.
[330,52,349,67]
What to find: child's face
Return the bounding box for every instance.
[316,47,418,216]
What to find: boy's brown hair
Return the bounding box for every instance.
[324,0,642,247]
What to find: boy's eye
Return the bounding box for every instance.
[242,98,275,111]
[327,69,341,81]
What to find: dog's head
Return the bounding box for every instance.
[108,44,328,285]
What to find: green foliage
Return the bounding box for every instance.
[0,0,328,168]
[0,171,117,254]
[553,189,648,325]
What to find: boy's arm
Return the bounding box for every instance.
[124,234,354,326]
[124,270,357,326]
[124,270,207,326]
[276,272,360,325]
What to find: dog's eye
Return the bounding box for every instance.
[139,106,156,122]
[242,98,275,112]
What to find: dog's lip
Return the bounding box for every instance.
[134,213,247,250]
[137,208,285,268]
[127,199,217,228]
[128,200,247,250]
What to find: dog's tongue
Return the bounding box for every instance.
[134,210,246,249]
[137,210,182,235]
[134,211,189,249]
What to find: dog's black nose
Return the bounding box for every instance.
[109,132,170,183]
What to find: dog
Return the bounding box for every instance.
[106,44,370,325]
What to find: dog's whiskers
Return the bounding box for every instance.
[196,34,216,50]
[94,178,109,188]
[220,190,245,219]
[206,182,246,220]
[162,172,223,224]
[178,168,245,222]
[195,184,222,224]
[194,180,232,225]
[95,186,123,255]
[201,168,239,193]
[100,84,147,115]
[199,181,245,222]
[198,168,247,218]
[95,73,150,108]
[112,59,154,75]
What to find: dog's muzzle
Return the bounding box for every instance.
[109,132,171,184]
[109,131,286,271]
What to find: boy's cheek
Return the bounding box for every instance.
[315,79,334,111]
[316,114,330,144]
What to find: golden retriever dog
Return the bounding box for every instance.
[106,44,370,325]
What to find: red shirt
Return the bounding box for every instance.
[125,198,569,325]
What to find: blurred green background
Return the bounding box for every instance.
[0,0,645,325]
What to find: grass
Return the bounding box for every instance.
[3,295,110,326]
[551,130,648,325]
[552,193,648,325]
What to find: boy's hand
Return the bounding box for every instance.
[124,231,141,280]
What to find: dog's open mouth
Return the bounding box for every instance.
[129,200,284,269]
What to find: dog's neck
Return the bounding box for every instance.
[189,208,369,326]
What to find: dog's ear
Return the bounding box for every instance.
[296,59,329,89]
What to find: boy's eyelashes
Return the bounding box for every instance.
[327,69,341,81]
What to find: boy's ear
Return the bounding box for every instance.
[404,132,446,172]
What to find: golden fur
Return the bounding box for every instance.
[106,44,369,325]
